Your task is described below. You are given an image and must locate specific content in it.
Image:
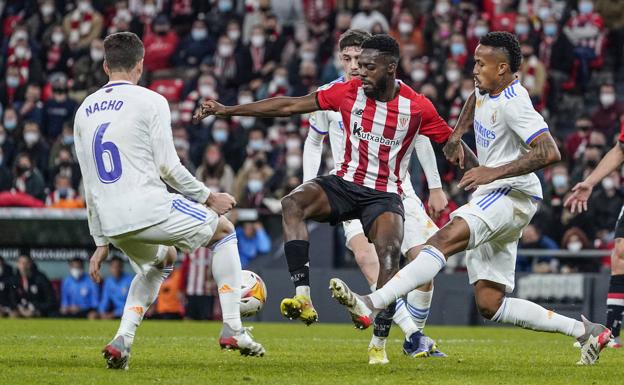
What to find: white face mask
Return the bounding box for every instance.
[600,93,616,107]
[143,4,157,16]
[460,89,472,100]
[602,177,615,190]
[199,85,216,98]
[248,138,264,151]
[411,69,427,82]
[286,138,301,150]
[70,267,82,280]
[78,1,92,13]
[191,29,208,41]
[301,51,315,62]
[552,174,568,189]
[247,179,263,193]
[24,132,40,145]
[567,241,583,252]
[273,75,288,87]
[398,22,413,34]
[227,30,240,41]
[7,76,20,88]
[474,25,488,38]
[218,44,233,57]
[446,69,460,83]
[52,32,64,44]
[251,35,265,48]
[90,48,104,61]
[41,4,54,17]
[436,2,450,14]
[286,155,302,170]
[240,117,256,129]
[239,96,254,105]
[538,7,551,20]
[15,46,27,59]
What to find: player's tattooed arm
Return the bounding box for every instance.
[444,91,475,168]
[461,141,479,170]
[193,93,319,122]
[458,132,560,190]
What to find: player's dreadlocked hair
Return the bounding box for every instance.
[361,34,400,64]
[339,29,372,51]
[479,31,522,73]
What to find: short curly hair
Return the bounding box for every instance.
[479,31,522,73]
[361,34,400,64]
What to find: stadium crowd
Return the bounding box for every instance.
[0,0,623,275]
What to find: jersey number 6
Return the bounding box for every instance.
[93,122,122,183]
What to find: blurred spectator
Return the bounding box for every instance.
[180,248,215,320]
[519,42,547,108]
[175,18,215,68]
[46,175,83,208]
[596,0,624,76]
[62,0,104,51]
[233,129,274,205]
[236,221,272,268]
[49,147,81,190]
[564,116,593,164]
[0,124,16,169]
[0,147,11,191]
[25,0,62,42]
[43,76,78,140]
[12,152,46,203]
[591,83,624,137]
[98,256,132,319]
[240,24,281,81]
[73,38,107,93]
[588,170,624,237]
[41,25,71,75]
[60,257,98,319]
[17,120,49,177]
[0,256,15,317]
[151,268,184,319]
[518,224,559,273]
[389,10,424,54]
[560,227,594,272]
[9,254,55,317]
[15,84,44,128]
[0,65,27,106]
[351,0,389,33]
[143,14,179,74]
[172,127,195,174]
[196,144,235,193]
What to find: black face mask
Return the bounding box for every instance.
[586,160,598,168]
[59,160,72,168]
[255,158,265,169]
[17,165,30,174]
[265,28,275,35]
[156,29,168,36]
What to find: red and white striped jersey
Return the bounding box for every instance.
[316,78,452,194]
[180,248,215,296]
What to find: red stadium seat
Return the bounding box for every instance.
[148,79,185,102]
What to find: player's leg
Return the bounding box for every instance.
[279,178,334,324]
[606,237,624,347]
[345,228,379,289]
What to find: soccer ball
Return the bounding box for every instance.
[240,270,267,317]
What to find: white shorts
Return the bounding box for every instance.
[450,188,539,292]
[343,193,438,255]
[109,194,219,274]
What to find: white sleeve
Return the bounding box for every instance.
[150,95,210,203]
[303,110,329,182]
[73,117,108,246]
[503,92,549,145]
[414,135,442,189]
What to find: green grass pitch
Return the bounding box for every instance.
[0,319,622,385]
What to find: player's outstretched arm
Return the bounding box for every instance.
[193,93,320,122]
[443,91,476,168]
[565,142,624,213]
[458,132,560,190]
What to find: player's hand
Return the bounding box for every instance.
[443,139,465,169]
[206,192,237,215]
[458,166,499,190]
[192,100,228,123]
[564,181,593,213]
[427,188,448,220]
[89,246,109,284]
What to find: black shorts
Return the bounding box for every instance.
[312,175,404,237]
[615,206,624,238]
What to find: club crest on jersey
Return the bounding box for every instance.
[491,110,497,124]
[399,115,409,128]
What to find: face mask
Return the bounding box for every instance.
[239,96,254,105]
[240,117,256,129]
[450,43,465,56]
[58,187,70,199]
[436,2,450,14]
[579,1,593,14]
[474,25,488,38]
[52,32,64,44]
[248,139,264,151]
[13,31,28,42]
[398,22,413,34]
[41,4,54,17]
[7,76,20,88]
[247,179,263,193]
[213,129,229,143]
[301,51,315,62]
[602,177,615,190]
[78,1,91,13]
[515,24,529,35]
[411,69,427,82]
[544,24,557,37]
[286,155,302,170]
[14,46,27,59]
[600,93,616,107]
[218,44,233,57]
[552,174,568,189]
[227,30,240,41]
[446,69,460,82]
[461,89,472,100]
[17,164,30,174]
[199,85,215,98]
[218,0,233,12]
[251,35,265,48]
[273,75,288,87]
[567,241,583,252]
[191,28,207,41]
[4,120,17,131]
[63,135,74,145]
[286,138,301,150]
[70,267,82,280]
[538,7,551,20]
[143,4,156,16]
[90,49,104,61]
[24,132,39,145]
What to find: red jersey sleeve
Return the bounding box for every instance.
[417,95,453,143]
[316,78,360,111]
[618,120,624,143]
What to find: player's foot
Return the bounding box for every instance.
[608,336,622,348]
[102,335,130,370]
[219,324,265,357]
[402,331,446,358]
[368,345,389,365]
[329,278,374,329]
[576,315,611,365]
[279,295,318,325]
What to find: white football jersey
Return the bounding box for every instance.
[308,76,346,167]
[473,79,547,199]
[74,81,210,243]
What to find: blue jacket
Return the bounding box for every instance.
[235,226,271,268]
[98,273,133,316]
[61,273,99,310]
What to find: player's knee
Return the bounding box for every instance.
[475,296,504,320]
[217,216,235,234]
[281,193,304,219]
[614,239,624,260]
[376,239,402,270]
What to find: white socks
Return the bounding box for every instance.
[296,285,311,298]
[369,246,446,309]
[492,297,585,338]
[116,262,172,345]
[406,288,433,331]
[211,232,243,332]
[394,299,420,337]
